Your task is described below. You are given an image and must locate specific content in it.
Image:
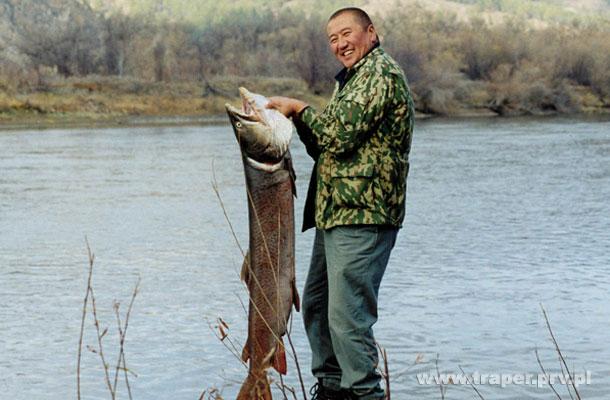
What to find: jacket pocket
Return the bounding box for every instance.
[330,163,375,209]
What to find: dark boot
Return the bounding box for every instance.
[342,389,386,400]
[309,380,346,400]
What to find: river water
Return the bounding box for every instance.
[1,117,609,400]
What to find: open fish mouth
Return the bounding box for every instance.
[225,87,293,171]
[225,87,269,125]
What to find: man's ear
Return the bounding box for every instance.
[368,25,378,44]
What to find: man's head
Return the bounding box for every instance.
[327,7,378,69]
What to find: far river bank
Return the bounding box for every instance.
[1,76,609,131]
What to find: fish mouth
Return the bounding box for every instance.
[224,87,269,126]
[225,87,293,172]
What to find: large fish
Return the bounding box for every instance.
[225,87,300,400]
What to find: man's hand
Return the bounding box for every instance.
[266,96,309,118]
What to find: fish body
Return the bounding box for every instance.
[225,88,300,400]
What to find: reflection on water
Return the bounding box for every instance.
[1,118,609,399]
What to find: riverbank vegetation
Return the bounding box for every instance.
[1,0,609,125]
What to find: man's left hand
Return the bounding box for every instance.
[266,96,308,118]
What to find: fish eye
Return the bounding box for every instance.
[236,122,242,128]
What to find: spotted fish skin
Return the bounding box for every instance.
[226,88,299,400]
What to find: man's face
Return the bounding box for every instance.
[327,13,377,69]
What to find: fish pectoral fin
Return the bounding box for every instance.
[240,250,250,284]
[261,340,287,375]
[271,339,287,375]
[291,278,301,312]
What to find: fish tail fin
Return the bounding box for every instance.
[236,371,272,400]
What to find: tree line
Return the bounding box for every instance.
[1,0,609,115]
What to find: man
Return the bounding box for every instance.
[267,7,414,400]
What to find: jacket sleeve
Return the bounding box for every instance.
[299,76,392,157]
[293,115,321,161]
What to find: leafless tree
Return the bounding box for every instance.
[16,0,103,77]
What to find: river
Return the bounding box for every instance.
[1,117,609,399]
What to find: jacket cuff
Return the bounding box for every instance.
[298,106,317,127]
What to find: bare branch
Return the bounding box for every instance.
[376,342,391,400]
[89,283,115,399]
[435,353,445,400]
[285,313,307,400]
[458,365,485,400]
[535,347,563,400]
[540,304,581,400]
[206,318,247,368]
[77,236,95,400]
[112,277,140,399]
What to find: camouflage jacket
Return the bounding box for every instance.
[296,46,414,230]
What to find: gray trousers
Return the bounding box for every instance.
[302,225,398,399]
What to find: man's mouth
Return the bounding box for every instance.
[342,49,354,57]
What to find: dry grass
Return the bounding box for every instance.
[0,75,328,127]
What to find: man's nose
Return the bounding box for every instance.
[338,37,348,49]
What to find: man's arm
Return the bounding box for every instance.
[266,96,320,160]
[293,116,321,160]
[300,76,392,157]
[267,76,392,157]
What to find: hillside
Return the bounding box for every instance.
[367,0,610,25]
[1,0,609,125]
[92,0,610,23]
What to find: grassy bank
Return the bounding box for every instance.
[0,74,609,130]
[0,76,330,129]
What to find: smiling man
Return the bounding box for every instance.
[267,7,414,400]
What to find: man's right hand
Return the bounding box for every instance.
[266,96,309,118]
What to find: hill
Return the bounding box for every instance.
[366,0,609,27]
[1,0,609,125]
[92,0,610,24]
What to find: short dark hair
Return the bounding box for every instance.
[328,7,374,29]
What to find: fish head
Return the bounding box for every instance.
[226,87,293,171]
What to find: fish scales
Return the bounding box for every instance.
[225,87,299,400]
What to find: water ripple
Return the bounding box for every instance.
[0,119,609,399]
